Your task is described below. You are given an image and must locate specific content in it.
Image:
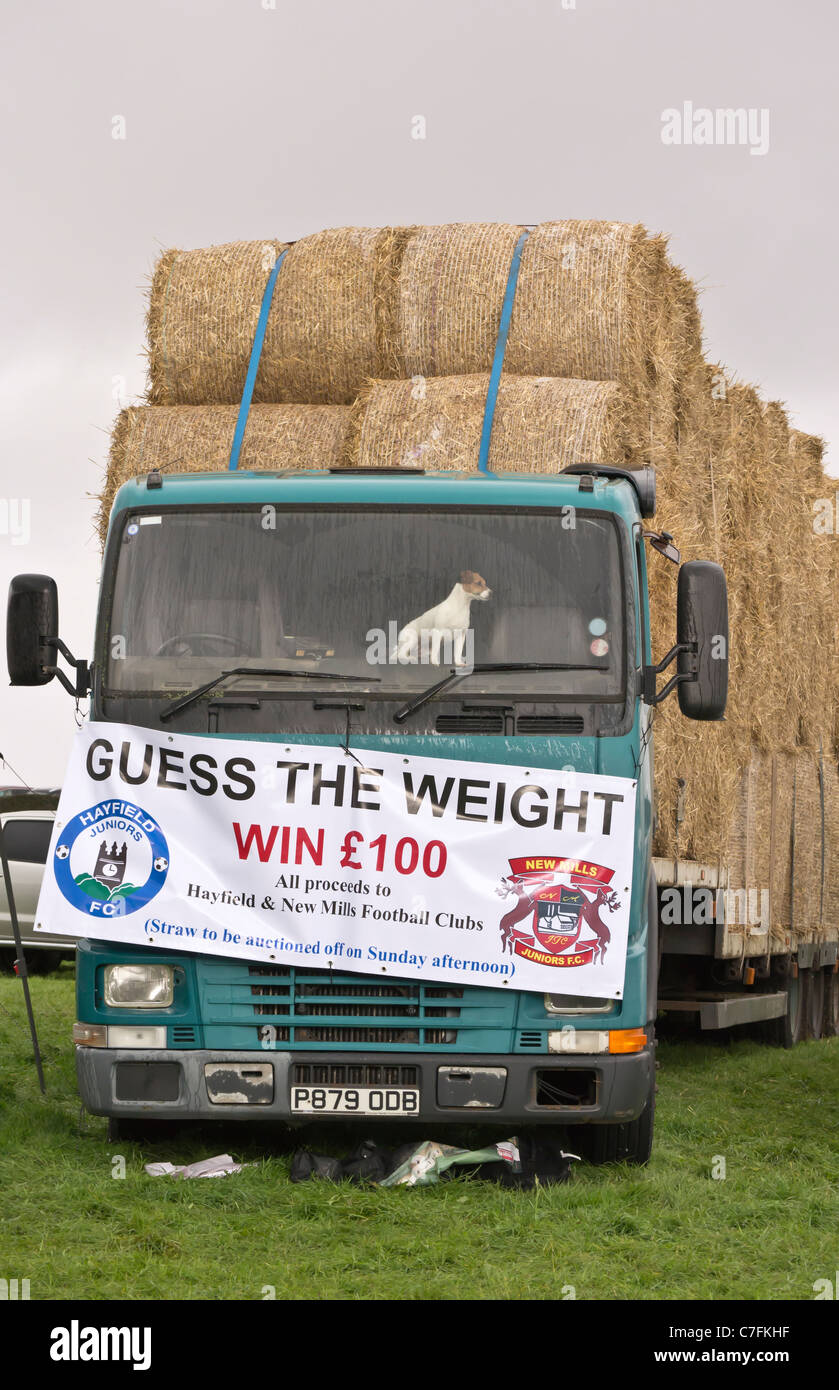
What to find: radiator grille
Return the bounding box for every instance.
[194,962,519,1049]
[296,981,413,998]
[257,1024,291,1043]
[287,971,459,1043]
[296,1027,420,1044]
[251,982,291,1016]
[297,1003,419,1018]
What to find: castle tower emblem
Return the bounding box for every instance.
[93,840,127,889]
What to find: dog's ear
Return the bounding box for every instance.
[459,569,475,584]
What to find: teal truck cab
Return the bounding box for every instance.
[6,464,728,1162]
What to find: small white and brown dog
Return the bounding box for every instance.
[397,570,492,667]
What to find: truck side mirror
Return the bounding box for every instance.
[676,560,728,720]
[7,574,59,685]
[6,574,90,697]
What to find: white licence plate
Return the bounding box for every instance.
[290,1085,420,1115]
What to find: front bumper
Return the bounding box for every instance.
[76,1045,653,1127]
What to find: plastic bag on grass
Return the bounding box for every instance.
[144,1154,247,1179]
[289,1136,579,1188]
[378,1139,519,1187]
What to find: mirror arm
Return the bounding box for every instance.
[643,642,697,706]
[41,635,91,699]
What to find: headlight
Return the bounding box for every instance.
[103,963,174,1008]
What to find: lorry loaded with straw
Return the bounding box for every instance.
[8,221,838,1162]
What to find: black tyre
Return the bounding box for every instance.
[823,969,839,1037]
[27,950,64,975]
[572,1051,656,1166]
[108,1116,136,1143]
[0,948,41,976]
[807,969,825,1040]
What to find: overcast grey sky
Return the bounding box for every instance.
[2,0,837,785]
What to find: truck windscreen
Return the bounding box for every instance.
[103,506,626,701]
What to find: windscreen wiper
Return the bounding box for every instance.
[160,667,378,722]
[393,662,605,724]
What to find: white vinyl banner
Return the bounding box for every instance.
[36,722,637,997]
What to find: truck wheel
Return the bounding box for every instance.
[767,968,806,1048]
[807,969,825,1040]
[28,950,64,975]
[572,1056,656,1166]
[823,970,839,1037]
[0,948,44,976]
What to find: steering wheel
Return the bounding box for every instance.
[155,633,245,658]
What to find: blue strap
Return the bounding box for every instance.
[477,229,530,475]
[228,250,288,470]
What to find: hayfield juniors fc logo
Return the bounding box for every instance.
[496,856,621,968]
[53,802,169,918]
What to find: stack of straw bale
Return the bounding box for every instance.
[100,223,834,950]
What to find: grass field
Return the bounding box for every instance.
[1,966,837,1301]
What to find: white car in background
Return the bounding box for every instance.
[0,797,73,972]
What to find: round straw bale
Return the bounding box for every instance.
[508,222,670,380]
[769,750,796,938]
[759,400,796,751]
[648,261,705,470]
[719,383,772,742]
[343,375,628,474]
[652,708,747,866]
[98,404,349,545]
[791,749,823,938]
[263,226,414,402]
[147,230,416,407]
[646,362,726,701]
[787,429,833,749]
[397,223,525,378]
[396,222,700,465]
[824,757,839,930]
[147,240,287,405]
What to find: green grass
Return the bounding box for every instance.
[1,967,837,1300]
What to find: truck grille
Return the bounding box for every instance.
[296,1027,421,1044]
[297,1003,419,1017]
[296,981,413,997]
[197,962,471,1047]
